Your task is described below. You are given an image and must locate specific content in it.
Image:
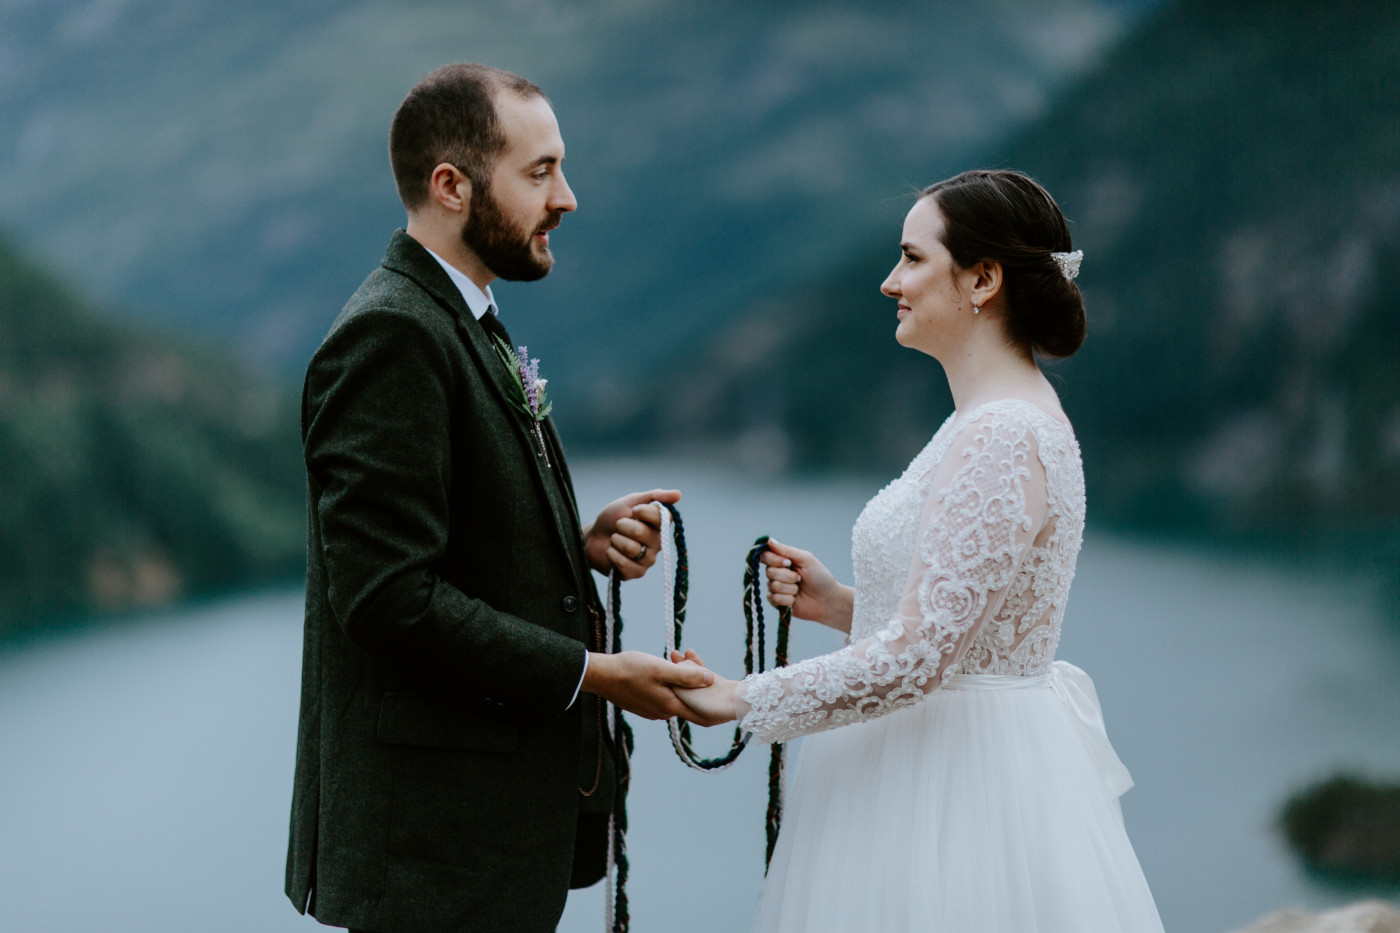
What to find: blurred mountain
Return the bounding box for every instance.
[0,236,303,631]
[9,0,1390,630]
[0,2,1161,626]
[614,0,1400,536]
[0,0,1145,381]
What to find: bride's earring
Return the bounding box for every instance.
[973,303,982,315]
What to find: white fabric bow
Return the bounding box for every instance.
[1048,660,1134,800]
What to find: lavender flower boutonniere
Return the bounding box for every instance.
[492,334,554,467]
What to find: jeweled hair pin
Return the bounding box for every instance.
[1050,250,1083,281]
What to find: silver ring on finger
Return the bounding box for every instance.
[635,543,648,561]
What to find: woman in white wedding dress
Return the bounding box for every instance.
[675,170,1164,932]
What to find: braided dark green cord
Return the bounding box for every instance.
[744,537,792,869]
[607,508,793,932]
[608,571,633,933]
[666,503,748,769]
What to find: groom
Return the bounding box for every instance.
[285,63,713,933]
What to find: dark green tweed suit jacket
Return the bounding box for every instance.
[286,230,615,933]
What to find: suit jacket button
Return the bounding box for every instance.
[562,595,579,613]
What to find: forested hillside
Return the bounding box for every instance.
[601,0,1400,538]
[5,0,1394,629]
[0,0,1141,379]
[0,239,303,630]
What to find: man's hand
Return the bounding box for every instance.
[667,648,740,727]
[671,681,740,727]
[582,649,713,721]
[582,488,681,579]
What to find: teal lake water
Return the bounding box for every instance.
[2,460,1398,931]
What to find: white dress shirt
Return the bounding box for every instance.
[424,247,496,321]
[423,246,590,709]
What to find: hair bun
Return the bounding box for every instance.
[921,170,1087,359]
[1020,265,1086,358]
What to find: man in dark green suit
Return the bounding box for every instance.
[285,63,714,933]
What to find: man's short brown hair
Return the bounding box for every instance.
[389,63,545,211]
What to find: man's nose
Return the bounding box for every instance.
[550,172,577,213]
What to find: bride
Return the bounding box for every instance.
[675,170,1165,931]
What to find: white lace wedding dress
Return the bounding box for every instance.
[737,399,1164,932]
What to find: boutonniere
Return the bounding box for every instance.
[492,334,554,468]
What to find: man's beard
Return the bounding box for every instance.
[461,185,557,282]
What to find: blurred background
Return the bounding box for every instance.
[1,0,1397,930]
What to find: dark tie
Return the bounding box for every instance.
[477,306,512,346]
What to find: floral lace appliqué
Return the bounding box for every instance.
[739,401,1085,744]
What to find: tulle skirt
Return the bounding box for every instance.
[750,661,1164,933]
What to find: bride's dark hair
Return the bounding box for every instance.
[921,169,1086,359]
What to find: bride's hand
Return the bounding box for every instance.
[760,538,854,631]
[668,649,739,726]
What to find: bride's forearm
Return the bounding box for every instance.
[819,584,855,633]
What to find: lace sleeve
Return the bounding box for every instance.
[736,410,1050,744]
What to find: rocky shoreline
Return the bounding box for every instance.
[1282,775,1400,882]
[1233,901,1400,933]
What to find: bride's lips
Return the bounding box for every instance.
[896,303,911,318]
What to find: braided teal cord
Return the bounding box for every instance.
[607,571,633,933]
[606,509,794,930]
[667,503,688,648]
[665,503,748,770]
[744,538,792,869]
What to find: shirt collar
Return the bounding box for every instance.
[423,246,497,321]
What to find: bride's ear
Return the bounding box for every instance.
[969,260,1003,310]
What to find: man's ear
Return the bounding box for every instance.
[427,163,471,216]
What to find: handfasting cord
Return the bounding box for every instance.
[743,536,792,867]
[660,504,749,771]
[603,570,634,933]
[601,504,793,933]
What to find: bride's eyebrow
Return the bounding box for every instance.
[900,241,922,256]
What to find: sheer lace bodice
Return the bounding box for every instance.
[738,399,1086,744]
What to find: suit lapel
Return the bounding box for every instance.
[380,235,529,420]
[467,324,588,587]
[380,231,589,586]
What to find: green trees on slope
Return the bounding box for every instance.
[0,239,304,631]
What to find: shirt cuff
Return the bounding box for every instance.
[567,649,590,709]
